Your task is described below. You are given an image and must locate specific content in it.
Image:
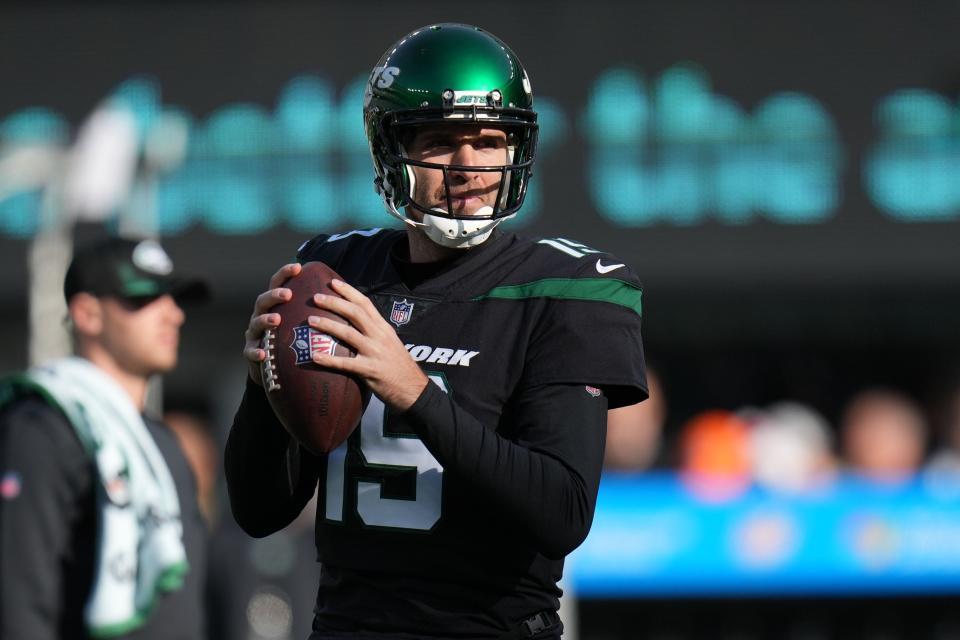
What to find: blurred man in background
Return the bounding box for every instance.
[677,409,753,501]
[0,237,209,639]
[165,410,219,527]
[604,368,665,471]
[748,401,837,494]
[840,388,928,483]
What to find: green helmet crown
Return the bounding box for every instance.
[364,23,539,234]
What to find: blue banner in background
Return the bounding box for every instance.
[570,472,960,598]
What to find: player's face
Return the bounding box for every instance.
[100,294,185,377]
[404,125,510,216]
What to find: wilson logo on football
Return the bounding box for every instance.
[291,325,338,365]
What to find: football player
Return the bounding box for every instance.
[226,23,647,639]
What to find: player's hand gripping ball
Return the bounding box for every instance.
[261,261,369,454]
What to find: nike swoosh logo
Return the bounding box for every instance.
[595,259,625,274]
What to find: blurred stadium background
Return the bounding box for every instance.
[4,1,960,638]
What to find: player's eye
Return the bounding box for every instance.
[474,136,507,151]
[423,136,453,149]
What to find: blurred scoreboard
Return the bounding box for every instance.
[2,1,960,293]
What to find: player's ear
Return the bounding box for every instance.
[68,292,104,338]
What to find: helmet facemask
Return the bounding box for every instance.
[372,109,538,248]
[364,24,539,248]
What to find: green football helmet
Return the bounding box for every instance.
[364,23,539,248]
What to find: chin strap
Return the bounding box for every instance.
[379,158,513,249]
[422,207,508,248]
[384,202,509,249]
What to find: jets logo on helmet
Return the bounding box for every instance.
[363,23,539,249]
[373,66,400,89]
[454,93,487,106]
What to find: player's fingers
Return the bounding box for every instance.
[311,351,382,383]
[244,313,281,342]
[311,294,373,333]
[267,262,302,289]
[253,287,292,316]
[329,278,381,320]
[243,344,266,363]
[310,351,361,375]
[308,316,365,353]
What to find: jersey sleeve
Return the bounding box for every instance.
[0,397,92,640]
[296,229,392,271]
[295,234,331,263]
[224,379,321,537]
[402,379,608,559]
[226,236,341,537]
[520,260,648,409]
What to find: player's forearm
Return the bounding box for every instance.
[402,382,606,558]
[224,380,319,537]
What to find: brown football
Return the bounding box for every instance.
[260,261,368,454]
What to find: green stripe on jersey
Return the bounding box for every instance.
[475,278,642,315]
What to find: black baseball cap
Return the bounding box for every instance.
[64,237,210,305]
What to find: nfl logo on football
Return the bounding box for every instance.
[310,331,337,358]
[390,299,414,327]
[291,325,337,365]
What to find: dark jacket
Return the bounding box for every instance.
[0,395,208,640]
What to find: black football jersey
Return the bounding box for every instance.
[291,228,647,637]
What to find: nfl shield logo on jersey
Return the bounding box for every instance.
[291,325,338,365]
[389,299,414,327]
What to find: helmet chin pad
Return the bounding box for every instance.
[422,207,500,248]
[402,157,508,249]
